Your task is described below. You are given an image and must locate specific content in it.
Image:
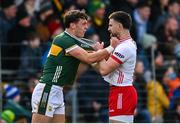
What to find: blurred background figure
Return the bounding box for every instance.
[6,6,35,71]
[155,16,180,60]
[110,0,139,15]
[87,0,109,46]
[134,60,151,123]
[77,66,109,123]
[132,0,152,50]
[17,32,42,81]
[3,84,31,123]
[0,0,17,71]
[0,109,15,123]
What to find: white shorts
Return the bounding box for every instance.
[31,83,65,117]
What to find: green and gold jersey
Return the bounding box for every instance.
[39,31,94,86]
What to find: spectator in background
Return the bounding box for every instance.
[169,86,180,109]
[78,66,109,123]
[73,0,89,11]
[146,77,170,122]
[164,86,180,122]
[0,0,17,70]
[110,0,139,15]
[132,1,152,49]
[51,0,64,20]
[46,14,63,38]
[4,84,20,102]
[153,0,180,33]
[134,60,151,123]
[0,0,17,44]
[87,0,109,46]
[174,43,180,74]
[18,0,37,26]
[7,7,35,70]
[17,32,42,81]
[35,1,54,42]
[1,110,15,123]
[140,33,157,71]
[172,97,180,122]
[163,67,180,98]
[3,84,31,122]
[150,0,169,26]
[155,16,180,60]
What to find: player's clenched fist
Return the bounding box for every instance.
[92,42,104,51]
[110,37,120,48]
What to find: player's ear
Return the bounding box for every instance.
[70,23,76,29]
[118,23,123,29]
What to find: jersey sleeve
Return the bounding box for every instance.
[111,44,130,64]
[53,35,79,53]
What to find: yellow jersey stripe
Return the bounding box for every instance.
[50,44,63,56]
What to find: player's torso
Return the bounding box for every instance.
[40,32,93,86]
[104,40,137,86]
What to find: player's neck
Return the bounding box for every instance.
[117,30,131,41]
[65,29,76,37]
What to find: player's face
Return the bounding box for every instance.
[108,19,122,37]
[74,19,88,38]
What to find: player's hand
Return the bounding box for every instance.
[110,37,120,48]
[92,42,104,51]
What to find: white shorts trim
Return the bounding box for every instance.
[109,115,134,123]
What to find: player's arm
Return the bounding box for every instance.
[68,37,120,64]
[92,56,121,76]
[92,44,128,76]
[68,45,113,64]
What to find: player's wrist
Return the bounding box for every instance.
[105,45,114,54]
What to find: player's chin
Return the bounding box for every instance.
[77,34,84,38]
[81,33,85,38]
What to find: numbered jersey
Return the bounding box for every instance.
[39,31,93,86]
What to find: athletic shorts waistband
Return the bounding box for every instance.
[38,82,63,90]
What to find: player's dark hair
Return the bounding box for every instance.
[109,11,132,30]
[64,10,88,28]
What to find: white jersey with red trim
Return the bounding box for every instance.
[103,38,137,86]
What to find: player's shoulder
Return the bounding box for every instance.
[53,32,67,42]
[118,39,136,49]
[115,41,129,50]
[53,32,75,45]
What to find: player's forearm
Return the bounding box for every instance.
[86,46,114,64]
[91,60,109,75]
[86,49,109,63]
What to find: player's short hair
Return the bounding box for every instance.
[109,11,132,30]
[64,10,88,28]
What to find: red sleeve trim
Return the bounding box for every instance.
[111,55,123,64]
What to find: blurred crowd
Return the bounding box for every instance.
[0,0,180,123]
